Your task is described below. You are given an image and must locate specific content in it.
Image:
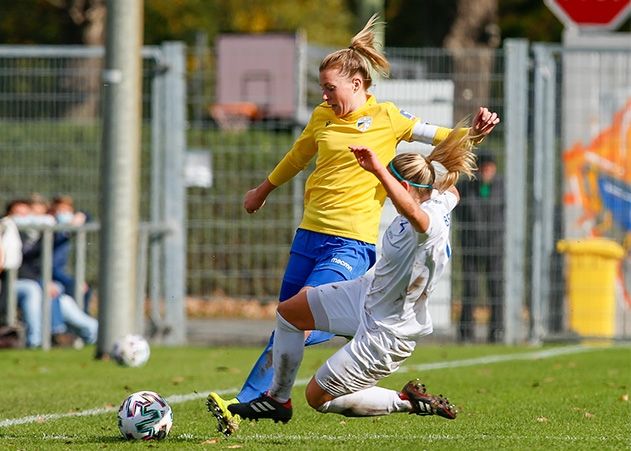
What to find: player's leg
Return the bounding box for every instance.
[235,231,375,401]
[310,377,457,419]
[303,235,376,346]
[459,253,479,341]
[487,253,504,343]
[227,291,314,423]
[310,334,456,419]
[233,249,315,403]
[207,235,316,435]
[229,277,365,422]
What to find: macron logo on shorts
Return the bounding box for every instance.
[331,257,353,272]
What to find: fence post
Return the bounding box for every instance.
[41,229,53,350]
[161,42,187,345]
[503,39,529,344]
[150,51,165,337]
[531,44,558,344]
[97,0,143,357]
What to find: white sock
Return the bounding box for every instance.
[317,386,412,417]
[269,311,304,403]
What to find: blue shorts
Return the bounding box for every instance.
[279,228,376,301]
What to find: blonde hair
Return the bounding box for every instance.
[319,14,389,89]
[389,119,480,194]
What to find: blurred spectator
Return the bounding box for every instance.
[2,199,43,348]
[49,195,92,313]
[4,198,97,347]
[455,151,505,343]
[29,193,51,217]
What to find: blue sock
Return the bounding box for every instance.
[236,332,275,402]
[236,330,335,402]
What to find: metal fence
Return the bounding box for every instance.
[0,43,187,347]
[186,37,631,344]
[1,37,630,347]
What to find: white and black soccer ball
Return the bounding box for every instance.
[112,334,151,367]
[118,390,173,440]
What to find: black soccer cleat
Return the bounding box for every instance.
[228,393,293,424]
[402,379,457,420]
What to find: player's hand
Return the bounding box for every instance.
[471,107,500,137]
[349,145,383,174]
[243,188,266,214]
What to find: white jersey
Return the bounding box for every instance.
[363,190,457,339]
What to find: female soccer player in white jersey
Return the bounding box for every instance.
[228,122,479,423]
[207,13,499,435]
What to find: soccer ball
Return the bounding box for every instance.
[112,334,150,367]
[117,390,173,440]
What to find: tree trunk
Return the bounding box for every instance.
[443,0,500,121]
[50,0,107,119]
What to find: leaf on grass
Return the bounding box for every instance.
[536,416,548,423]
[201,438,220,444]
[216,366,241,374]
[584,412,594,419]
[339,420,347,425]
[620,393,629,402]
[227,445,243,449]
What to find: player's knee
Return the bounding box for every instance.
[276,300,290,318]
[305,378,327,410]
[276,291,312,329]
[305,390,324,410]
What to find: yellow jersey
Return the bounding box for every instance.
[268,95,452,244]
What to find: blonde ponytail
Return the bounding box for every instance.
[389,118,479,194]
[320,14,389,89]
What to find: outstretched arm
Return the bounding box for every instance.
[349,146,430,233]
[412,107,500,147]
[244,178,277,214]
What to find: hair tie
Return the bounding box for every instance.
[389,161,432,189]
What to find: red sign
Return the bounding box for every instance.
[545,0,631,30]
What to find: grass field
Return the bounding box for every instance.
[0,343,629,450]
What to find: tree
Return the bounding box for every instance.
[443,0,500,121]
[46,0,106,118]
[47,0,106,46]
[384,0,458,47]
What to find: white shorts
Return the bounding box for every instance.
[306,277,417,398]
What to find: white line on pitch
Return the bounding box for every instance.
[0,345,601,428]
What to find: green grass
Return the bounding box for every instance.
[1,344,629,450]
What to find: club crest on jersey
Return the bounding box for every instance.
[356,116,372,132]
[399,109,415,120]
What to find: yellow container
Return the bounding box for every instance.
[556,238,625,338]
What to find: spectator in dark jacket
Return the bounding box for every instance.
[455,150,505,343]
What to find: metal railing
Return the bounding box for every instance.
[0,221,171,350]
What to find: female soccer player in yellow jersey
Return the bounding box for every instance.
[207,14,500,436]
